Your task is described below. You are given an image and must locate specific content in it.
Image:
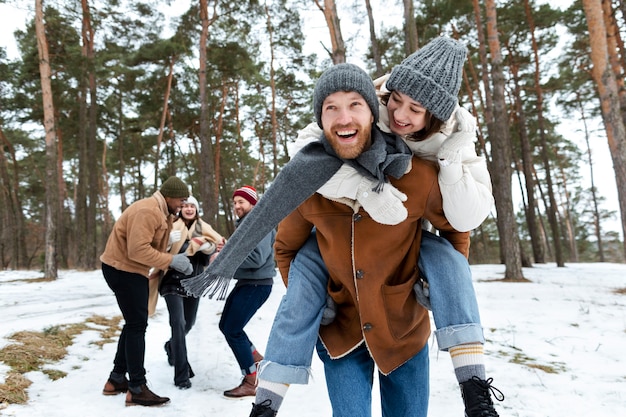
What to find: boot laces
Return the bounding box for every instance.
[250,399,275,417]
[467,377,504,416]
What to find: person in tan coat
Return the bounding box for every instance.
[100,176,192,407]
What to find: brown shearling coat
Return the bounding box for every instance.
[274,156,470,375]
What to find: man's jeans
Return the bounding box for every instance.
[219,283,272,374]
[258,230,483,384]
[317,340,429,417]
[102,263,149,388]
[164,293,200,385]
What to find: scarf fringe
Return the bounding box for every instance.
[181,270,231,300]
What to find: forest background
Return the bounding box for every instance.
[0,0,625,281]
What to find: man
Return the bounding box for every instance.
[100,175,193,407]
[249,63,470,417]
[218,185,275,398]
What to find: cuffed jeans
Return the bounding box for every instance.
[317,340,429,417]
[164,293,200,385]
[258,229,484,385]
[419,230,484,349]
[219,283,272,375]
[102,263,149,388]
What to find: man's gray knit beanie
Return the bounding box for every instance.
[313,63,379,129]
[386,36,467,122]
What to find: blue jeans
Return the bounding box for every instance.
[258,230,483,384]
[219,283,272,374]
[102,263,149,388]
[419,231,484,350]
[164,293,200,385]
[317,340,429,417]
[260,232,327,384]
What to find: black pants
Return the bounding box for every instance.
[164,293,200,385]
[102,263,149,388]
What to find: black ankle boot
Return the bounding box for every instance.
[459,376,504,417]
[249,399,276,417]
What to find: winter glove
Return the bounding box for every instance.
[198,241,214,253]
[413,279,432,311]
[436,130,476,165]
[169,230,182,245]
[356,177,408,225]
[453,106,477,133]
[320,294,337,326]
[170,253,193,275]
[437,106,478,166]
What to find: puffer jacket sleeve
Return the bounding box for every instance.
[437,107,494,232]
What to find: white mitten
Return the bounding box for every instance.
[356,177,408,225]
[168,230,182,245]
[436,130,476,165]
[454,106,477,133]
[198,241,216,254]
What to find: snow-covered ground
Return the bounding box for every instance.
[0,263,624,416]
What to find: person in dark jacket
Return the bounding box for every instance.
[160,195,224,389]
[219,185,275,398]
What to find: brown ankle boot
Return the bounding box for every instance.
[102,377,128,395]
[125,384,170,407]
[223,374,256,398]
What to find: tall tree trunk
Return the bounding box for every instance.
[472,0,494,165]
[583,0,626,259]
[402,0,418,55]
[364,0,383,76]
[265,3,279,177]
[315,0,346,63]
[78,0,98,269]
[483,0,524,280]
[525,0,564,266]
[199,0,219,223]
[214,81,228,201]
[510,57,545,263]
[602,0,626,126]
[577,93,605,261]
[35,0,58,279]
[0,129,27,268]
[155,56,176,185]
[557,161,579,262]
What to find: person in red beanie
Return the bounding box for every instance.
[218,185,275,398]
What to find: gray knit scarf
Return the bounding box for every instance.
[181,126,411,299]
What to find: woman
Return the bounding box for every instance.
[160,195,224,389]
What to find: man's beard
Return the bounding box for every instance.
[324,123,372,159]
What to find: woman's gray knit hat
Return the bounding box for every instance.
[386,36,467,122]
[313,63,379,128]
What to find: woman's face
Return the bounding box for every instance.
[386,91,427,136]
[180,203,197,220]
